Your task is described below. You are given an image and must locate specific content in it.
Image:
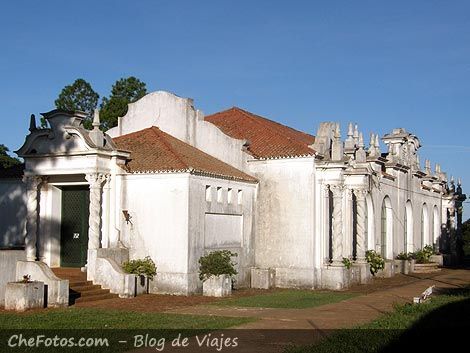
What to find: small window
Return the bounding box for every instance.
[205,186,211,201]
[217,187,222,203]
[228,188,233,203]
[237,189,243,204]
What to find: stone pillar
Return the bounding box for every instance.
[330,185,344,265]
[85,173,105,250]
[345,188,354,259]
[354,189,367,262]
[23,175,42,261]
[322,184,331,263]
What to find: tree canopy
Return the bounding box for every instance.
[45,79,99,129]
[0,144,21,169]
[99,77,147,130]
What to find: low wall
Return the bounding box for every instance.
[94,257,137,298]
[0,250,26,303]
[16,261,69,307]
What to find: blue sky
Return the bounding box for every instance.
[1,0,469,217]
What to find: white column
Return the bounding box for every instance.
[23,175,42,261]
[344,187,354,258]
[85,173,105,250]
[322,184,331,264]
[355,189,367,262]
[101,174,111,248]
[330,185,344,265]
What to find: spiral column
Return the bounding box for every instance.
[85,173,105,250]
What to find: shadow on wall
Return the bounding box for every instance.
[0,174,27,249]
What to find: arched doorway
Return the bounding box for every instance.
[381,197,393,259]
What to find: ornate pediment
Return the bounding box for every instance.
[16,110,118,157]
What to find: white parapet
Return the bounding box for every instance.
[16,260,68,307]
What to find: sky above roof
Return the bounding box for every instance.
[1,0,469,217]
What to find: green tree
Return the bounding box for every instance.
[0,144,21,169]
[463,218,470,256]
[44,79,99,129]
[99,76,147,130]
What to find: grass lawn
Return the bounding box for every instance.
[0,307,254,329]
[285,288,470,353]
[0,308,255,352]
[213,290,358,309]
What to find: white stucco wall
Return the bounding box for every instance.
[248,157,316,288]
[0,179,26,247]
[120,173,190,295]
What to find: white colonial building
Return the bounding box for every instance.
[0,91,466,298]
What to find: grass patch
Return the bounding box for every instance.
[0,307,254,329]
[213,290,358,309]
[285,289,470,353]
[0,308,255,352]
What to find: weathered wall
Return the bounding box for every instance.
[120,173,190,295]
[0,179,26,247]
[188,175,256,293]
[106,91,249,172]
[0,250,26,303]
[248,157,316,288]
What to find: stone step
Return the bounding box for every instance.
[70,284,101,292]
[75,293,119,303]
[69,280,93,287]
[51,267,118,304]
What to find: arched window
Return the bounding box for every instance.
[433,206,440,247]
[422,204,429,247]
[405,201,413,253]
[381,196,393,259]
[381,200,387,257]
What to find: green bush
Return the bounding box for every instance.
[365,250,385,276]
[342,257,352,269]
[411,245,435,264]
[396,252,413,261]
[198,250,238,281]
[122,256,157,280]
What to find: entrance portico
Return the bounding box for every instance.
[16,109,129,271]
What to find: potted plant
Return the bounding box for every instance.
[411,246,440,273]
[365,250,385,276]
[122,256,157,295]
[199,250,237,297]
[395,252,414,274]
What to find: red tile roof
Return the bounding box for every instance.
[113,127,257,183]
[205,107,316,159]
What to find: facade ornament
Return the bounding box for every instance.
[354,188,367,262]
[330,185,344,264]
[85,173,105,250]
[425,159,431,174]
[22,175,43,261]
[353,124,359,144]
[368,133,376,157]
[374,134,381,156]
[331,124,344,161]
[345,122,355,150]
[29,114,37,132]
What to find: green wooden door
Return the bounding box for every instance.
[60,186,89,267]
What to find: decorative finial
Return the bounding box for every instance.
[358,132,365,148]
[347,123,353,138]
[425,159,431,174]
[353,124,359,142]
[29,114,37,132]
[334,123,341,138]
[458,178,462,187]
[92,109,100,129]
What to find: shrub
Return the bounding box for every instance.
[122,256,157,280]
[396,252,413,261]
[342,257,352,269]
[366,250,385,276]
[198,250,238,281]
[411,245,435,264]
